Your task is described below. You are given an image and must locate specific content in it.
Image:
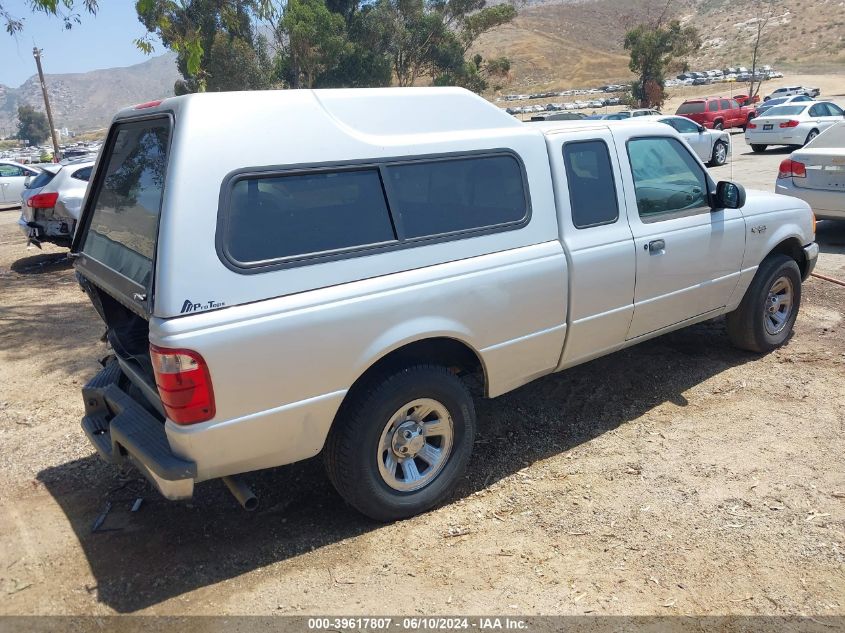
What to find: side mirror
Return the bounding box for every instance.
[698,125,705,133]
[714,181,746,209]
[23,176,32,189]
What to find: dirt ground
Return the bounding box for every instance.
[1,98,845,619]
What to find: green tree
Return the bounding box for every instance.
[624,16,700,108]
[16,105,50,144]
[2,0,97,34]
[371,0,515,90]
[136,0,273,92]
[278,0,347,88]
[313,3,394,88]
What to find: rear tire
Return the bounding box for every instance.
[713,121,724,131]
[803,129,819,146]
[751,144,767,153]
[324,364,476,521]
[726,255,802,353]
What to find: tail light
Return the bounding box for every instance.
[134,99,163,109]
[779,120,800,128]
[747,121,757,129]
[150,345,215,424]
[27,192,59,208]
[778,159,806,179]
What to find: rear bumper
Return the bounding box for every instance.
[17,215,74,245]
[81,361,196,500]
[775,182,845,221]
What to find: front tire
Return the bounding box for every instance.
[324,364,476,521]
[726,254,802,353]
[751,144,767,153]
[710,140,728,166]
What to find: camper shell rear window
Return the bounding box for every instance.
[73,116,171,308]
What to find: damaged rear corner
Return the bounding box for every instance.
[81,359,196,500]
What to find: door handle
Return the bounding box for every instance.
[647,239,666,254]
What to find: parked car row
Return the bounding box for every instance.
[501,84,630,102]
[669,65,783,87]
[506,97,622,115]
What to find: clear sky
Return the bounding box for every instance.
[0,2,162,88]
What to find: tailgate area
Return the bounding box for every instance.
[81,361,196,499]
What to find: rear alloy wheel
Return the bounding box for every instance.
[751,144,767,153]
[710,140,728,166]
[804,129,819,146]
[323,364,476,521]
[713,122,724,131]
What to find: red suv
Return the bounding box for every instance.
[676,97,757,131]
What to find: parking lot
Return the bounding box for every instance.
[1,120,844,617]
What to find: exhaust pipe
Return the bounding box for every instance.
[222,476,258,511]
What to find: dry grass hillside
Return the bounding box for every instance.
[475,0,845,93]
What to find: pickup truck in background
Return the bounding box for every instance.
[70,88,817,521]
[676,96,758,131]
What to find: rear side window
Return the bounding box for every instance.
[720,100,731,110]
[29,170,56,189]
[81,118,170,288]
[708,101,720,112]
[225,169,395,263]
[677,102,705,114]
[72,166,92,181]
[0,164,24,177]
[824,103,844,116]
[385,155,527,239]
[767,105,808,116]
[562,141,619,228]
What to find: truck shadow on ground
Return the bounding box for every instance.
[37,318,758,613]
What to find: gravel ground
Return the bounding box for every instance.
[0,118,844,619]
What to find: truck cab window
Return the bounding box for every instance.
[562,140,619,228]
[627,137,709,218]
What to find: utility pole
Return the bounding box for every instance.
[32,47,61,161]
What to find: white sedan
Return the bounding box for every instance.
[745,101,845,152]
[0,161,41,210]
[775,121,845,221]
[635,115,731,166]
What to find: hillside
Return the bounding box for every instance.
[0,53,179,136]
[474,0,845,93]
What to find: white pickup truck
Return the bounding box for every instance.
[70,88,817,521]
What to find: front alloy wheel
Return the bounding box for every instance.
[727,254,802,352]
[762,276,794,336]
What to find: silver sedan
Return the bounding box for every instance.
[775,121,845,221]
[637,115,731,166]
